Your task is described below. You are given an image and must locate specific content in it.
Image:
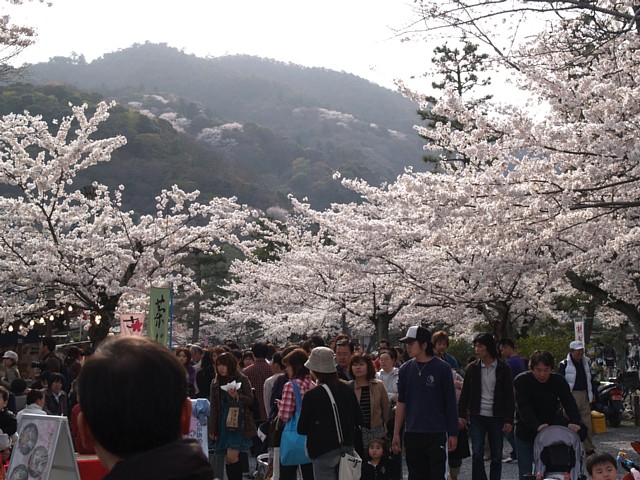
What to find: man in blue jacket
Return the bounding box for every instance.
[392,326,458,480]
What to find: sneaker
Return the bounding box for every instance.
[502,457,517,463]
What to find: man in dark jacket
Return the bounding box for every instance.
[458,333,515,480]
[513,350,582,480]
[76,336,213,480]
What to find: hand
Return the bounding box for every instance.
[392,433,401,454]
[503,423,512,433]
[567,423,581,433]
[209,433,217,441]
[228,388,239,400]
[448,436,458,452]
[275,399,282,410]
[537,423,549,432]
[458,418,467,429]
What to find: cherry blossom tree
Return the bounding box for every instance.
[405,1,640,331]
[225,0,640,341]
[0,102,254,341]
[0,0,48,79]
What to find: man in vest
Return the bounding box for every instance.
[558,340,595,455]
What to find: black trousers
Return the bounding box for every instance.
[404,431,448,480]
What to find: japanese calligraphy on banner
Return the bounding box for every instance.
[147,286,171,346]
[119,313,145,336]
[574,320,585,344]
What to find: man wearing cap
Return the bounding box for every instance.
[559,340,595,455]
[1,350,20,390]
[392,326,458,480]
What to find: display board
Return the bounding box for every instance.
[7,414,80,480]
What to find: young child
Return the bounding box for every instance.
[361,438,388,480]
[586,451,640,480]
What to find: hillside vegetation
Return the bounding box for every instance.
[16,43,429,211]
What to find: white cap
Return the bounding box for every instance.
[569,341,584,350]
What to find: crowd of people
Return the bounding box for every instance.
[0,330,627,480]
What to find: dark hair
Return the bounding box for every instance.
[242,350,255,367]
[586,451,616,475]
[336,339,355,353]
[200,348,213,370]
[216,352,239,383]
[309,336,326,348]
[473,333,499,359]
[312,371,339,389]
[10,378,27,394]
[283,348,310,379]
[0,386,8,402]
[26,388,44,405]
[367,437,387,454]
[42,336,56,352]
[50,372,65,385]
[498,338,516,349]
[349,353,376,381]
[250,342,269,359]
[529,350,555,369]
[210,346,225,361]
[378,339,390,348]
[175,346,192,366]
[224,340,240,350]
[78,336,187,458]
[190,345,203,356]
[432,330,450,347]
[271,352,285,370]
[379,348,398,362]
[65,346,83,361]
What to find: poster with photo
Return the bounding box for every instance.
[7,414,80,480]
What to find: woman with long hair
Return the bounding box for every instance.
[195,348,214,399]
[298,347,363,480]
[349,353,389,458]
[209,352,257,480]
[175,346,196,398]
[278,348,315,480]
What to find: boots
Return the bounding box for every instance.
[226,461,243,480]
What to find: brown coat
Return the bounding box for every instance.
[351,379,390,430]
[209,372,257,439]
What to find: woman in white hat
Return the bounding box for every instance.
[297,347,364,480]
[0,351,20,390]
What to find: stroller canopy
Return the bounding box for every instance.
[533,425,584,480]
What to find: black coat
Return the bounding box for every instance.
[458,358,515,424]
[298,381,363,458]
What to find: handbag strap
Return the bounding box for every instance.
[290,380,303,414]
[322,383,344,447]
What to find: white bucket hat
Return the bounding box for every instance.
[304,346,337,374]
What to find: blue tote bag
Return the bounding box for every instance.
[279,380,312,466]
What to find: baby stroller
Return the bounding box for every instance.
[533,425,586,480]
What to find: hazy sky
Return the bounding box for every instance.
[7,0,437,91]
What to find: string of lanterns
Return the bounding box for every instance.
[4,305,103,335]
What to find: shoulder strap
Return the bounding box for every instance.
[322,383,344,446]
[291,380,303,414]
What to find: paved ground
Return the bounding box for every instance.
[457,419,640,479]
[246,419,640,479]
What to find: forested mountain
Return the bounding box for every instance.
[16,42,429,211]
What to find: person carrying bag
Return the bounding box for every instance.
[323,384,363,480]
[278,349,316,480]
[280,380,311,466]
